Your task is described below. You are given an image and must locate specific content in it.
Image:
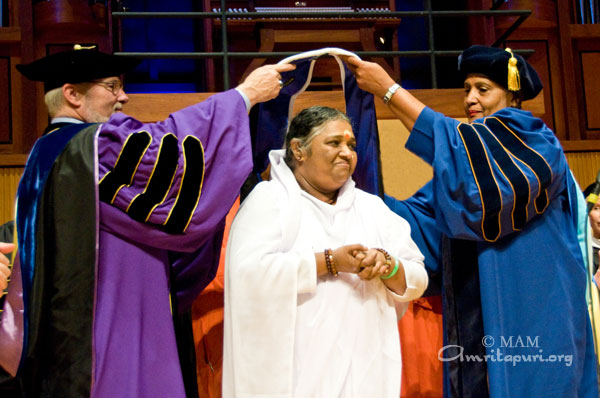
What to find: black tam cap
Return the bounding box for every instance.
[16,47,141,92]
[458,45,543,101]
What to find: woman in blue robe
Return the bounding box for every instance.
[346,46,598,397]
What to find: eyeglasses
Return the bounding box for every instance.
[92,80,123,95]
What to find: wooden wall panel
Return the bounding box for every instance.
[581,52,600,130]
[0,26,29,155]
[378,119,432,199]
[0,57,10,143]
[123,91,541,200]
[124,89,544,123]
[0,123,436,215]
[565,151,600,190]
[1,152,597,220]
[570,36,600,142]
[505,40,555,131]
[0,166,21,224]
[0,132,597,222]
[382,133,600,200]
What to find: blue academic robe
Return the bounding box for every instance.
[388,106,598,397]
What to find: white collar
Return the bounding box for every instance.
[51,117,84,124]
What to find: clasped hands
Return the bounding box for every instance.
[332,244,391,281]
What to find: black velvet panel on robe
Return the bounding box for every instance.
[20,125,97,397]
[442,237,489,398]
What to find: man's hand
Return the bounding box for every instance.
[236,63,296,109]
[0,242,15,291]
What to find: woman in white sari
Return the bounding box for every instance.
[223,106,428,398]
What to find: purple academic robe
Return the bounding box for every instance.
[0,89,249,397]
[90,89,252,397]
[0,88,251,397]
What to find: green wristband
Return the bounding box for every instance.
[380,257,399,280]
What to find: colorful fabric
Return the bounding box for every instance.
[397,296,444,398]
[192,198,239,398]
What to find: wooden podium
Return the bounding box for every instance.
[238,18,401,82]
[202,1,401,90]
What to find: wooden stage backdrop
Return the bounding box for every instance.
[0,89,598,224]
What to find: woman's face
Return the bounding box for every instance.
[463,74,514,123]
[294,119,357,197]
[590,197,600,239]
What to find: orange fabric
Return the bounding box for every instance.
[398,295,444,398]
[192,198,239,398]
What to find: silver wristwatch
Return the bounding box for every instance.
[382,83,401,104]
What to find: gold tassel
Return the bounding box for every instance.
[505,48,521,92]
[73,44,97,51]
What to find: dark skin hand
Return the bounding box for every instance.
[357,248,408,295]
[314,245,408,296]
[315,244,367,277]
[342,56,425,132]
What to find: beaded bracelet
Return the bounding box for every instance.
[374,248,392,270]
[324,248,339,277]
[381,257,400,280]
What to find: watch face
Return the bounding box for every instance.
[384,84,400,103]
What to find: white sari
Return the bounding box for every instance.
[223,149,428,398]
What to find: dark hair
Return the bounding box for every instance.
[511,90,523,109]
[284,106,351,168]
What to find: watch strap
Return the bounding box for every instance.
[382,83,401,104]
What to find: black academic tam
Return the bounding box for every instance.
[16,48,141,92]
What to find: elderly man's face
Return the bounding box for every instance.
[79,77,129,123]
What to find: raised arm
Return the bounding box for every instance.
[345,57,425,131]
[97,64,296,251]
[236,63,296,109]
[98,89,253,250]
